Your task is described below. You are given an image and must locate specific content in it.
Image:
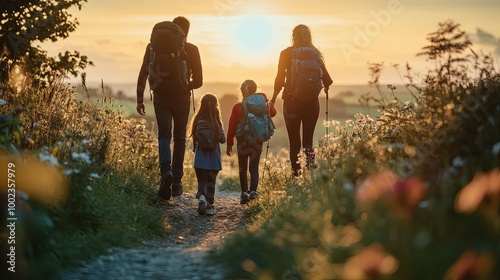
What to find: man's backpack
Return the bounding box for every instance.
[290,47,324,101]
[195,119,218,152]
[148,21,189,90]
[236,94,275,143]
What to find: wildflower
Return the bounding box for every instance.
[39,153,59,166]
[418,200,430,208]
[343,243,398,279]
[82,139,93,145]
[71,152,92,164]
[343,182,354,191]
[356,171,427,213]
[355,170,398,205]
[403,101,414,110]
[63,169,80,176]
[391,177,427,209]
[445,251,494,280]
[452,156,465,167]
[492,142,500,155]
[454,168,500,214]
[0,99,5,105]
[89,173,100,179]
[1,155,68,205]
[86,186,93,191]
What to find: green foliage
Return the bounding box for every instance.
[0,0,93,86]
[212,20,500,280]
[0,75,165,279]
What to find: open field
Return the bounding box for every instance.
[76,82,416,152]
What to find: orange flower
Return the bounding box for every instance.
[343,243,399,279]
[455,168,500,214]
[355,170,398,205]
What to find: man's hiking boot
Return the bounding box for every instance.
[249,191,259,201]
[159,170,173,200]
[206,204,216,216]
[172,183,184,197]
[198,195,207,215]
[240,192,250,204]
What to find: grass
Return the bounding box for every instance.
[2,18,498,280]
[0,78,169,279]
[209,20,500,280]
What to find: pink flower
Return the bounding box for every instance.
[355,171,427,212]
[390,177,427,210]
[445,251,494,280]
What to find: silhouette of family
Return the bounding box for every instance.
[136,16,332,215]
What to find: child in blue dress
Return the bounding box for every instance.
[188,93,226,215]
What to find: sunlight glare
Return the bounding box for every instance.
[235,14,274,53]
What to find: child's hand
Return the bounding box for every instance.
[226,146,232,157]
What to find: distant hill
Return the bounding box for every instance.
[73,81,416,106]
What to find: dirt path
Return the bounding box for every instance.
[62,189,248,280]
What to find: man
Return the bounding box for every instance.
[136,16,203,200]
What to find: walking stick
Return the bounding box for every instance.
[191,89,196,113]
[325,87,329,136]
[262,139,270,183]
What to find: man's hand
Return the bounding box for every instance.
[226,146,233,157]
[137,102,145,116]
[324,86,329,94]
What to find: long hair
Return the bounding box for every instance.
[188,93,223,138]
[292,24,323,59]
[240,79,257,101]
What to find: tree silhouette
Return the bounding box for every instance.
[0,0,93,87]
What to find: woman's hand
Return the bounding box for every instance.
[226,146,233,157]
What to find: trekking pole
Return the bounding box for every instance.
[325,87,329,137]
[262,139,270,183]
[191,89,196,113]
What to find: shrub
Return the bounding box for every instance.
[212,20,500,280]
[0,75,165,278]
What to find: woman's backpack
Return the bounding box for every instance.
[236,94,275,143]
[290,47,324,101]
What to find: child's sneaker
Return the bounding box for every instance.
[198,195,207,215]
[206,204,216,216]
[240,192,250,204]
[249,191,259,200]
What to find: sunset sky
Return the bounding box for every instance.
[41,0,500,89]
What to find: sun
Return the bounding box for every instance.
[235,14,275,53]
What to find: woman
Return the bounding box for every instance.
[270,24,333,177]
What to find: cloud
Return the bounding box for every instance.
[96,40,111,45]
[472,28,500,56]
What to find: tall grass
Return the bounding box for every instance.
[211,20,500,280]
[1,75,166,279]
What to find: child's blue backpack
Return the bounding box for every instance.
[236,94,275,143]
